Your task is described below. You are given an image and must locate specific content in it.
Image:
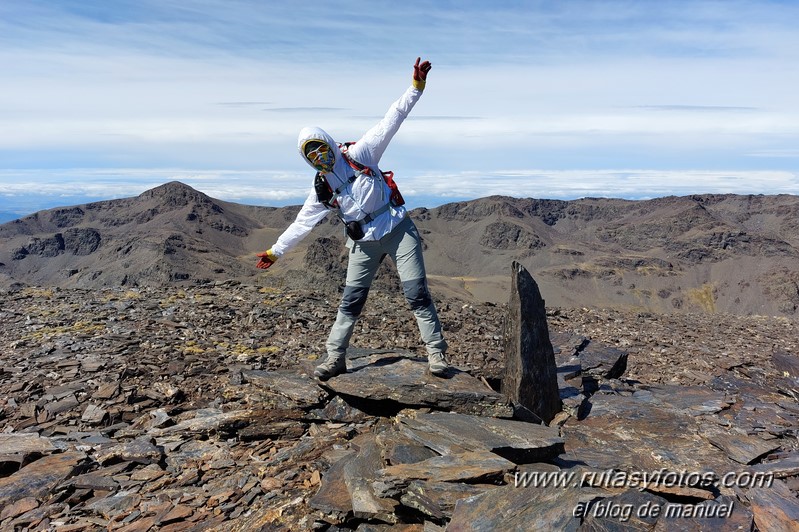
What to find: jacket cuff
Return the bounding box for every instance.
[412,78,426,91]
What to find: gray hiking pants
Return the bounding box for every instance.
[326,215,447,359]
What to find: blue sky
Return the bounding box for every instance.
[1,0,798,217]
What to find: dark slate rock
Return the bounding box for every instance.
[0,497,39,521]
[579,344,628,380]
[242,369,328,407]
[748,452,799,478]
[85,490,143,520]
[562,393,731,473]
[558,360,588,418]
[747,479,799,532]
[501,261,561,423]
[400,482,445,520]
[402,480,496,515]
[0,451,86,507]
[308,450,356,516]
[634,384,733,416]
[231,407,308,441]
[704,429,780,465]
[96,437,163,465]
[81,404,108,425]
[379,450,514,483]
[401,412,564,464]
[730,397,797,438]
[448,483,607,531]
[771,350,799,378]
[45,394,80,416]
[310,395,370,423]
[344,434,397,523]
[0,433,57,454]
[239,420,307,441]
[319,350,512,418]
[550,331,590,363]
[62,471,119,491]
[383,442,438,466]
[580,490,668,531]
[148,408,253,436]
[652,495,752,531]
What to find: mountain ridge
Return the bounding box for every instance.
[1,181,798,316]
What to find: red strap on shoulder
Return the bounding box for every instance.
[339,142,374,176]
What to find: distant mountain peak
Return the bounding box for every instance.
[138,181,214,208]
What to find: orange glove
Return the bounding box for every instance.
[413,57,432,90]
[256,249,278,270]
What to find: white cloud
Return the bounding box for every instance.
[402,169,799,201]
[1,1,798,215]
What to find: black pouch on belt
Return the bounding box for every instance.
[345,220,365,241]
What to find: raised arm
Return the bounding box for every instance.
[348,57,432,166]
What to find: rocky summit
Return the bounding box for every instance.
[1,278,798,530]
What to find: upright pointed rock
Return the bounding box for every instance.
[501,261,562,423]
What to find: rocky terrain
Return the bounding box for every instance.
[1,182,798,530]
[2,182,799,316]
[1,279,798,530]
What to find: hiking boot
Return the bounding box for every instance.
[314,354,346,381]
[428,352,449,377]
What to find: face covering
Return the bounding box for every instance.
[303,140,335,173]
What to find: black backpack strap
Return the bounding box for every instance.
[359,203,391,225]
[332,173,359,196]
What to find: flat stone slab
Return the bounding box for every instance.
[747,480,799,532]
[0,451,86,508]
[652,495,753,531]
[448,482,608,531]
[242,369,328,407]
[1,497,39,521]
[85,489,143,520]
[634,384,733,416]
[148,408,255,437]
[748,453,799,478]
[403,480,496,515]
[562,393,731,473]
[320,350,512,418]
[96,436,163,465]
[551,331,590,363]
[771,350,799,378]
[581,490,668,530]
[703,428,781,465]
[401,412,564,464]
[0,433,58,454]
[308,451,356,516]
[344,433,397,523]
[380,450,515,483]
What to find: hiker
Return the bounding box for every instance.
[256,57,449,380]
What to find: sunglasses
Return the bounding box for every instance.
[305,143,334,170]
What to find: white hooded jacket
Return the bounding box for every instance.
[270,85,424,257]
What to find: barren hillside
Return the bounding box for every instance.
[2,182,798,316]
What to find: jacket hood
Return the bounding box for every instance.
[297,126,346,175]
